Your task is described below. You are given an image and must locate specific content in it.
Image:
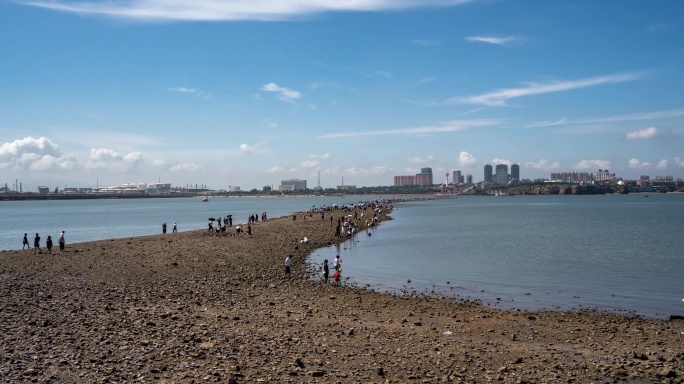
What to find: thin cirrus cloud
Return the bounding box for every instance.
[445,72,644,107]
[167,87,212,100]
[526,108,684,128]
[318,119,498,139]
[260,83,301,103]
[465,36,517,45]
[24,0,472,21]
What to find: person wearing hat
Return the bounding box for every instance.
[58,231,65,251]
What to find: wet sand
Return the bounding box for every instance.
[0,207,682,383]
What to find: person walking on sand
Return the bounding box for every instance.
[285,255,292,277]
[58,231,65,251]
[172,223,177,233]
[323,259,329,284]
[33,233,42,254]
[22,233,29,250]
[162,223,167,234]
[46,236,53,254]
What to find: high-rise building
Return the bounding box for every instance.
[279,179,307,191]
[511,164,520,182]
[484,164,493,183]
[453,170,462,185]
[596,169,615,181]
[494,164,509,185]
[419,167,433,186]
[466,174,473,184]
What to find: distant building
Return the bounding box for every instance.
[263,185,272,192]
[280,179,307,191]
[596,169,616,182]
[466,174,473,184]
[38,186,50,195]
[484,164,493,183]
[228,186,241,192]
[511,164,520,183]
[453,170,463,185]
[551,172,594,183]
[394,167,433,187]
[337,185,357,191]
[654,175,674,182]
[640,175,650,181]
[494,164,509,185]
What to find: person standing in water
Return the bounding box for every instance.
[323,259,329,284]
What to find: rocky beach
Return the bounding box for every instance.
[1,205,682,383]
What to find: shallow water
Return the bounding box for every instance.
[309,194,684,319]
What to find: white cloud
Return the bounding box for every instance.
[407,155,434,164]
[0,136,76,171]
[261,83,301,103]
[168,162,200,173]
[85,148,143,171]
[628,158,651,169]
[458,151,477,167]
[491,158,511,166]
[152,159,166,166]
[628,158,668,170]
[526,108,684,128]
[25,0,472,21]
[574,159,611,170]
[240,144,256,154]
[465,36,516,45]
[343,166,392,177]
[625,127,662,141]
[266,166,282,173]
[318,119,497,139]
[447,72,643,107]
[525,159,560,171]
[167,87,212,100]
[674,157,684,168]
[300,159,320,169]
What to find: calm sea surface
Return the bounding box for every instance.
[0,195,386,251]
[2,194,683,318]
[310,194,684,319]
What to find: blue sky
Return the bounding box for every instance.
[1,0,683,190]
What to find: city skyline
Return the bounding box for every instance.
[1,1,684,191]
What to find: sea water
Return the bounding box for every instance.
[2,194,683,318]
[0,195,389,251]
[310,194,684,319]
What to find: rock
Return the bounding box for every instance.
[376,367,384,376]
[667,314,684,321]
[658,367,677,378]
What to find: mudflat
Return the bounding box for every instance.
[1,207,682,383]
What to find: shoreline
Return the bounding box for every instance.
[1,202,682,382]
